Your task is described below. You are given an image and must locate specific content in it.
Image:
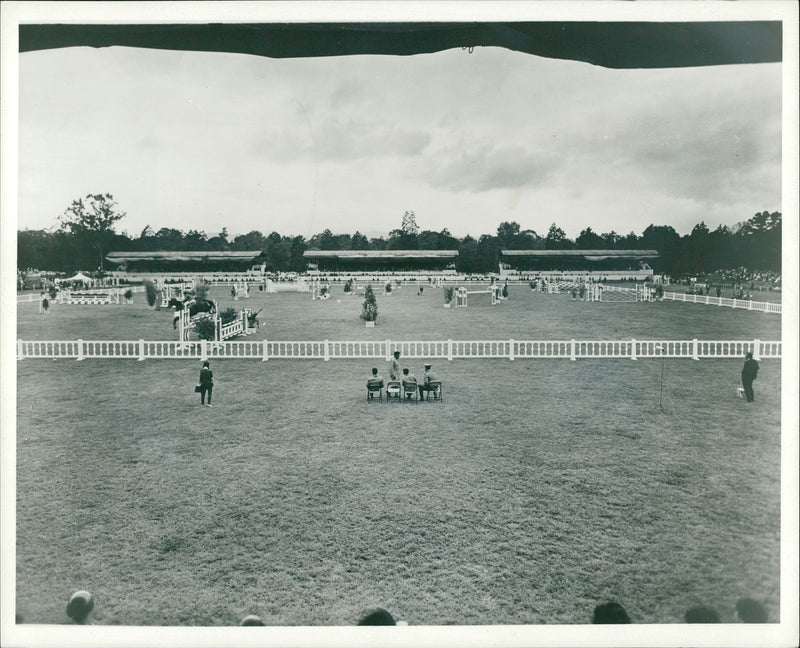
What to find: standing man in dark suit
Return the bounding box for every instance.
[741,351,759,403]
[199,360,214,407]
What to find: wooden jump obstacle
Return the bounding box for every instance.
[231,283,250,300]
[56,289,120,305]
[265,279,310,293]
[215,308,257,341]
[585,283,653,303]
[179,301,257,343]
[310,280,331,300]
[160,281,194,307]
[454,287,498,308]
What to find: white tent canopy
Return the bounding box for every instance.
[62,272,93,284]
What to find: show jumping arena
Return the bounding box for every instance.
[15,281,783,626]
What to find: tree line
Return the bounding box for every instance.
[17,197,781,275]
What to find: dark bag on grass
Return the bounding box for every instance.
[194,384,202,393]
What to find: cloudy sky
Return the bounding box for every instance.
[18,36,781,241]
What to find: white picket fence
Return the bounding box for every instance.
[17,286,145,304]
[17,338,781,362]
[661,291,781,314]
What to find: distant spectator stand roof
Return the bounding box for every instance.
[304,250,458,259]
[501,249,659,260]
[106,251,262,263]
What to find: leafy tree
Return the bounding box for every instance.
[516,229,542,250]
[264,237,291,270]
[401,210,419,236]
[230,230,267,251]
[619,231,640,249]
[289,236,308,272]
[417,230,438,250]
[575,227,605,249]
[601,231,622,249]
[360,284,378,322]
[351,231,370,250]
[436,228,459,250]
[185,229,209,251]
[496,221,521,247]
[144,280,158,307]
[681,221,712,273]
[153,228,184,251]
[369,236,388,250]
[477,235,501,272]
[640,224,680,272]
[456,236,480,273]
[58,193,126,270]
[544,223,572,249]
[206,229,230,251]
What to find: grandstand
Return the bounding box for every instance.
[303,249,458,273]
[105,251,263,273]
[500,249,659,280]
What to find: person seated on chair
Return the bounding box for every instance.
[418,363,440,400]
[401,368,418,398]
[367,368,384,399]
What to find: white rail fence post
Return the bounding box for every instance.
[77,339,85,361]
[753,339,761,361]
[138,339,145,361]
[447,339,453,361]
[17,339,24,360]
[570,339,576,361]
[692,339,699,361]
[262,339,269,362]
[324,339,330,362]
[509,339,515,361]
[631,339,637,360]
[201,340,208,362]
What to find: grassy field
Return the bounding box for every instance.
[18,282,782,342]
[15,286,782,625]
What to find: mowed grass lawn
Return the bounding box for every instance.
[15,286,782,625]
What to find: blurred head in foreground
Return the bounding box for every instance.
[684,605,720,623]
[66,590,94,624]
[592,601,630,624]
[357,607,396,626]
[735,598,768,623]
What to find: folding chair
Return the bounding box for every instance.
[386,380,402,403]
[423,381,443,402]
[402,380,419,402]
[366,380,384,402]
